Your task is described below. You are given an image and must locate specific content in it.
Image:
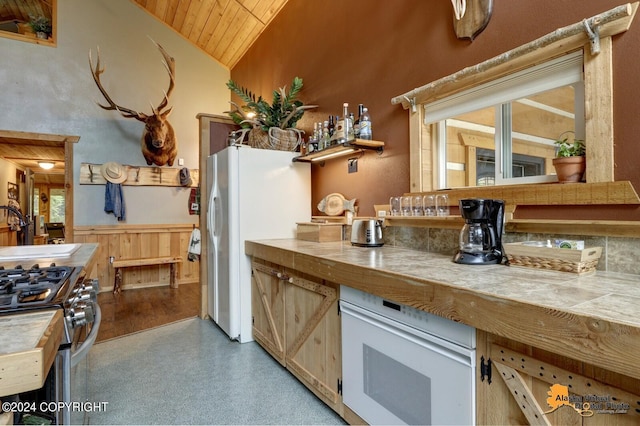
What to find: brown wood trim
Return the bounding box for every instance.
[40,310,64,387]
[64,139,74,243]
[585,36,614,183]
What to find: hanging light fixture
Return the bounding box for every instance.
[38,161,55,170]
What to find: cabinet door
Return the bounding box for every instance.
[285,272,342,415]
[251,261,286,365]
[476,330,640,426]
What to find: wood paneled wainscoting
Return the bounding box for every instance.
[0,225,18,246]
[74,224,199,292]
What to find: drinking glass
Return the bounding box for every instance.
[436,194,450,216]
[389,196,401,216]
[412,196,423,216]
[401,196,412,216]
[423,195,436,216]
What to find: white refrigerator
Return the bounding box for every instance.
[206,145,310,343]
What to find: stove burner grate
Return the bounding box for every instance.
[0,264,74,309]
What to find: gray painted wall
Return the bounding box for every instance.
[0,0,230,225]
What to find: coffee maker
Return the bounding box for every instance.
[453,198,505,265]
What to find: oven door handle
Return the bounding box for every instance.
[71,304,102,367]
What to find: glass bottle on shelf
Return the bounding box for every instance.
[359,107,372,140]
[322,121,331,149]
[334,103,351,145]
[310,123,318,151]
[354,104,364,139]
[348,113,355,142]
[328,115,335,137]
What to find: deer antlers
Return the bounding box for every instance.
[88,38,176,121]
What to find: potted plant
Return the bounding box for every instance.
[225,77,316,151]
[552,132,586,183]
[29,15,52,39]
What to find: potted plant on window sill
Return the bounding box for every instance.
[553,132,586,183]
[225,77,317,151]
[29,15,52,40]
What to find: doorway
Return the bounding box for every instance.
[0,130,78,242]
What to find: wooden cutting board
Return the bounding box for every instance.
[0,310,63,397]
[454,0,493,41]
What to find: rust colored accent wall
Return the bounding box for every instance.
[231,0,640,218]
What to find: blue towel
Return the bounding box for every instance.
[104,182,126,221]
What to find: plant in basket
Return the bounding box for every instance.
[225,77,317,151]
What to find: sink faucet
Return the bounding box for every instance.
[0,205,30,245]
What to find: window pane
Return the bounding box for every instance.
[33,188,40,216]
[441,83,580,188]
[502,84,578,183]
[444,105,496,188]
[49,188,65,223]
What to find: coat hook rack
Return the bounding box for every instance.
[79,162,199,187]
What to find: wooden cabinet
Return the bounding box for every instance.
[251,259,342,415]
[251,261,287,364]
[476,330,640,426]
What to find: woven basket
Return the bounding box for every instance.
[504,243,602,275]
[247,127,302,151]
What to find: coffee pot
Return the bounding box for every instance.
[453,198,505,265]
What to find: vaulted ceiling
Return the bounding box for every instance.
[133,0,289,69]
[0,0,287,183]
[0,0,288,69]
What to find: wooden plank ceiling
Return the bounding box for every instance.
[132,0,289,69]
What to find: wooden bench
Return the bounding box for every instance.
[111,256,183,294]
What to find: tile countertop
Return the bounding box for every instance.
[245,239,640,381]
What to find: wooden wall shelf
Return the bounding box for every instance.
[384,215,464,229]
[409,181,640,207]
[293,139,384,163]
[79,163,198,187]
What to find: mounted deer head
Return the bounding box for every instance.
[89,39,178,167]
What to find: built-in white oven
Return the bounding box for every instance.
[340,286,476,425]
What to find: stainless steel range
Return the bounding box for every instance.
[0,263,101,425]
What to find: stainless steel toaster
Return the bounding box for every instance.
[351,219,384,247]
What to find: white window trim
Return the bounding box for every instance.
[423,52,583,125]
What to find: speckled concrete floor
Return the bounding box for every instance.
[85,317,346,425]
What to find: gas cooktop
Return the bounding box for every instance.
[0,264,75,310]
